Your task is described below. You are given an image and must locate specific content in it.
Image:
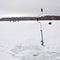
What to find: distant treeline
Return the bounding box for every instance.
[0,15,60,21]
[38,16,60,20]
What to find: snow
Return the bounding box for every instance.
[0,21,60,60]
[9,45,60,60]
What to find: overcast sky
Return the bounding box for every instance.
[0,0,60,17]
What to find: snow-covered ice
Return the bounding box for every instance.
[0,21,60,60]
[10,44,60,60]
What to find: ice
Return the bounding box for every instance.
[10,44,60,60]
[0,21,60,60]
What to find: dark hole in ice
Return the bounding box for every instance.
[48,22,52,25]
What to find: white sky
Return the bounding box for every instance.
[0,0,60,17]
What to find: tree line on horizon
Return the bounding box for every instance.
[0,15,60,21]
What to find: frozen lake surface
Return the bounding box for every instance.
[10,45,60,60]
[0,21,60,60]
